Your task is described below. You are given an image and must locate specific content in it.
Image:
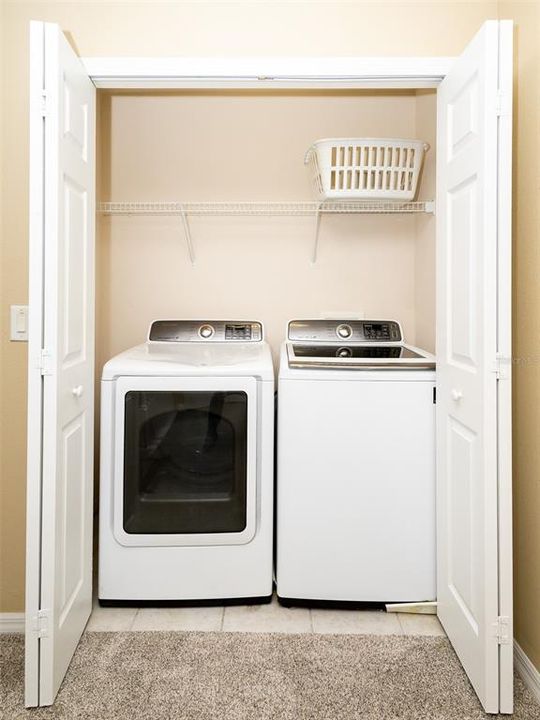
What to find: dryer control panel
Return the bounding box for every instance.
[148,320,263,342]
[288,319,402,343]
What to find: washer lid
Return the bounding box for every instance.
[286,342,435,370]
[285,318,434,370]
[102,340,274,381]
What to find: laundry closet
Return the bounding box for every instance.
[25,19,513,716]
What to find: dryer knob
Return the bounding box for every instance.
[199,324,215,339]
[336,324,353,339]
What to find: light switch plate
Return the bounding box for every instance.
[10,305,28,341]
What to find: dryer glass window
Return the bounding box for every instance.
[123,391,248,534]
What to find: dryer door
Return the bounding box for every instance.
[112,375,258,546]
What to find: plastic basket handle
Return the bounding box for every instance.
[304,146,315,165]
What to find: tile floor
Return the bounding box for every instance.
[86,594,445,637]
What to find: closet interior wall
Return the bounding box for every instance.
[96,89,436,380]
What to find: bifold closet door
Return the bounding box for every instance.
[436,19,513,715]
[25,21,96,707]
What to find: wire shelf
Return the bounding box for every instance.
[99,200,434,215]
[98,200,435,264]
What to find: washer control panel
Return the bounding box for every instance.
[149,320,263,342]
[288,319,402,343]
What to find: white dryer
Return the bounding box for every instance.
[99,320,274,603]
[276,319,436,605]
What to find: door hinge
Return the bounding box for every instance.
[40,90,48,117]
[39,349,53,376]
[493,615,511,645]
[495,90,511,118]
[492,353,511,380]
[32,609,50,638]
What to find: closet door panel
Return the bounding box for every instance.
[25,21,95,708]
[436,19,513,715]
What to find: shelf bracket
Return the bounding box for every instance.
[178,204,195,265]
[311,203,323,264]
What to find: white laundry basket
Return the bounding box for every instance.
[305,138,430,201]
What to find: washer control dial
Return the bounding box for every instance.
[336,323,353,340]
[199,324,215,339]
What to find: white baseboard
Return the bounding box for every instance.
[0,612,24,633]
[515,641,540,704]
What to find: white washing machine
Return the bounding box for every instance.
[99,320,274,603]
[276,319,436,605]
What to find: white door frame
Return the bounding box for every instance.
[81,56,455,90]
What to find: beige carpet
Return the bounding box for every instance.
[1,632,539,719]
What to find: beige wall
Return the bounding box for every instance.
[500,0,540,673]
[4,0,539,678]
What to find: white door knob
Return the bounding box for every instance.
[451,389,463,401]
[72,385,84,398]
